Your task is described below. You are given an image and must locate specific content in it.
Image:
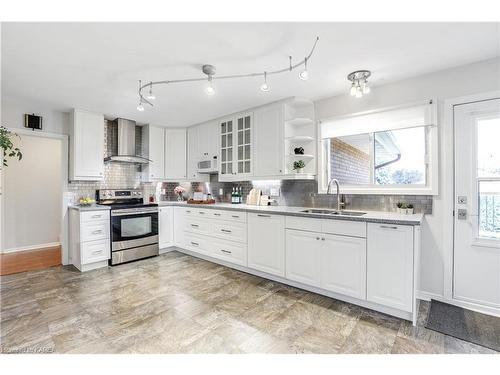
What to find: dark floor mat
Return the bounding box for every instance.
[426,299,500,352]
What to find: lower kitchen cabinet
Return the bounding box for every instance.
[367,223,414,312]
[158,206,174,249]
[247,213,285,277]
[321,234,366,300]
[285,229,321,286]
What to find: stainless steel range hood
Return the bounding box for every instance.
[104,118,151,164]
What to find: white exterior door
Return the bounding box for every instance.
[453,98,500,309]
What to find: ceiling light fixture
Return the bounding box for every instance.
[260,72,270,92]
[136,37,319,110]
[347,70,371,98]
[299,57,309,80]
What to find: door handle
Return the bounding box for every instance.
[380,225,398,230]
[257,214,271,218]
[220,249,232,254]
[221,229,232,233]
[190,242,199,246]
[190,224,199,228]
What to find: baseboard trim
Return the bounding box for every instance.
[418,290,500,318]
[2,242,61,254]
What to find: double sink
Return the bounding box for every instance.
[300,209,366,217]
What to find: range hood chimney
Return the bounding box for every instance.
[104,118,151,164]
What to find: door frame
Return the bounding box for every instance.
[443,91,500,316]
[1,128,69,264]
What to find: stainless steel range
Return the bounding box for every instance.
[96,189,159,265]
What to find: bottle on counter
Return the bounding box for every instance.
[238,187,243,204]
[231,188,236,204]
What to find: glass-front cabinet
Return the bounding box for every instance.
[219,113,252,181]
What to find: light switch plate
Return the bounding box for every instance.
[457,209,467,220]
[457,196,467,204]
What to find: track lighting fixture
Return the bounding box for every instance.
[260,72,270,92]
[347,70,371,98]
[299,57,309,80]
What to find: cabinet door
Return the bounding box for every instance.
[219,118,234,178]
[285,229,321,286]
[159,206,174,249]
[70,109,104,180]
[147,126,165,180]
[165,129,187,180]
[254,105,283,177]
[367,223,414,312]
[247,213,285,277]
[187,126,199,179]
[235,113,253,177]
[321,234,367,300]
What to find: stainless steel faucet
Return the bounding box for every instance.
[326,178,343,211]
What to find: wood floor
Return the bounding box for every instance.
[0,246,61,276]
[0,250,497,354]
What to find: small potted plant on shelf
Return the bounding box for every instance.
[293,160,306,174]
[174,186,186,202]
[406,204,414,215]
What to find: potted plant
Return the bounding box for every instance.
[174,185,186,202]
[293,160,306,174]
[406,204,414,215]
[396,202,407,214]
[0,126,23,166]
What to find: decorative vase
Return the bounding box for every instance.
[406,208,414,215]
[295,168,304,174]
[177,193,183,202]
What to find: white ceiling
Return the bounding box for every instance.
[2,22,499,127]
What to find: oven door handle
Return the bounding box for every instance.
[111,209,158,216]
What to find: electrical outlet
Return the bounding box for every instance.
[270,188,280,196]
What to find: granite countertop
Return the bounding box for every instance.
[68,204,111,211]
[158,201,424,225]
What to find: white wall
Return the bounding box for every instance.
[2,134,63,252]
[314,57,500,299]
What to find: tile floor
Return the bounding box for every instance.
[1,250,498,354]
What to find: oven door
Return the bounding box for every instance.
[111,209,158,251]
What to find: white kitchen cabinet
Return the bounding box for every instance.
[247,213,285,277]
[321,234,367,300]
[254,104,284,177]
[165,128,187,180]
[367,223,414,312]
[69,109,104,181]
[159,206,174,250]
[219,113,253,181]
[187,122,217,181]
[285,229,321,286]
[142,125,165,181]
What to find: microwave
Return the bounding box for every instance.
[197,158,218,174]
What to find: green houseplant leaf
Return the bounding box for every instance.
[0,126,23,167]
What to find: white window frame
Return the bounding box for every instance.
[317,100,439,195]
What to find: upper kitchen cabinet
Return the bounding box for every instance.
[253,104,284,178]
[165,128,187,180]
[69,109,105,181]
[219,113,253,182]
[187,121,218,181]
[142,125,165,181]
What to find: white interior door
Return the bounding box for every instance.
[454,98,500,309]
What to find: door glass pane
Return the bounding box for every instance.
[238,118,243,130]
[221,122,226,133]
[227,134,232,147]
[221,149,226,162]
[122,217,151,237]
[245,129,250,144]
[374,127,426,185]
[238,131,243,145]
[238,161,243,173]
[221,135,226,148]
[477,118,500,177]
[227,121,232,132]
[238,146,243,160]
[245,161,250,173]
[245,116,251,129]
[245,145,250,159]
[478,180,500,239]
[227,149,232,161]
[221,163,226,174]
[227,163,232,174]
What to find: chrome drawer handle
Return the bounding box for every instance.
[221,229,232,233]
[231,215,240,218]
[380,225,398,230]
[257,214,271,218]
[220,249,232,254]
[190,242,199,246]
[214,213,221,216]
[92,230,103,234]
[190,224,199,228]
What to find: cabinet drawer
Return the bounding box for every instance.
[212,221,247,243]
[81,221,110,242]
[218,210,247,223]
[209,237,247,266]
[184,218,211,235]
[81,239,110,264]
[184,232,211,255]
[81,210,109,223]
[285,216,322,232]
[322,219,366,238]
